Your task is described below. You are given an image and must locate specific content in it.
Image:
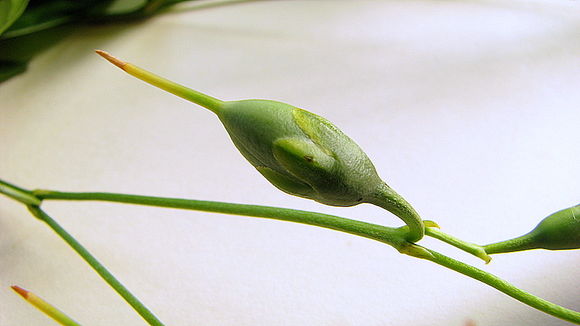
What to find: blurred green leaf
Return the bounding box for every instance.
[0,24,74,61]
[2,0,104,39]
[0,0,30,35]
[0,0,199,83]
[101,0,148,15]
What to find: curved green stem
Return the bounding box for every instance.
[423,249,579,324]
[367,182,424,243]
[26,206,165,326]
[1,179,579,324]
[33,189,410,251]
[31,189,580,323]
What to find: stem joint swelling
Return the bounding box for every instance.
[397,243,434,260]
[0,179,42,206]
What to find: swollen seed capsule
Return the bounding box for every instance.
[96,50,425,242]
[484,204,580,254]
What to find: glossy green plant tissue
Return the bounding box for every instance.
[485,204,580,254]
[96,51,425,242]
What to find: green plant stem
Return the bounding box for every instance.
[33,189,411,252]
[423,250,579,323]
[0,179,41,205]
[32,189,580,324]
[1,180,579,324]
[425,226,491,263]
[484,233,539,254]
[26,205,165,326]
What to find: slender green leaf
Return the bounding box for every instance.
[0,0,30,35]
[0,0,199,83]
[1,0,101,39]
[100,0,147,15]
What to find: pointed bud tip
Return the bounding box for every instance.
[95,50,128,70]
[480,252,492,264]
[11,285,30,299]
[424,220,440,229]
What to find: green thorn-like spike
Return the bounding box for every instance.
[11,286,83,326]
[95,50,224,114]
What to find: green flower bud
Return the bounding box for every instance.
[96,51,425,242]
[484,204,580,254]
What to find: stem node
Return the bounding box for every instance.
[0,179,42,206]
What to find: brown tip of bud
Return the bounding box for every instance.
[11,285,30,299]
[95,50,128,70]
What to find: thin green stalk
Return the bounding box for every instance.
[33,189,410,252]
[423,249,580,324]
[0,179,41,205]
[1,179,579,323]
[26,206,165,326]
[425,226,491,263]
[32,189,580,324]
[95,50,223,113]
[484,233,539,254]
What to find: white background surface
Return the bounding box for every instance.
[1,0,579,325]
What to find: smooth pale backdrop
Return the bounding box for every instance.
[1,1,579,325]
